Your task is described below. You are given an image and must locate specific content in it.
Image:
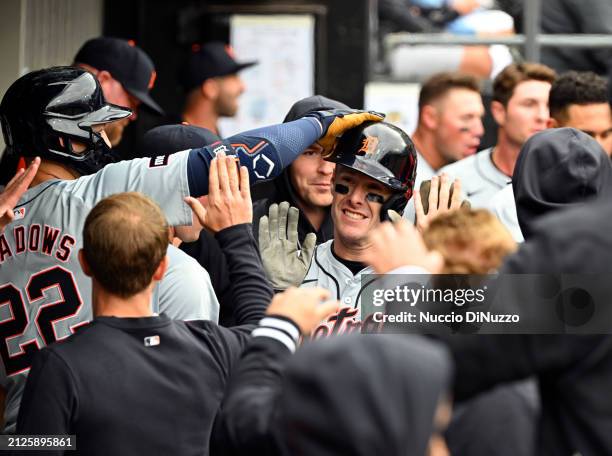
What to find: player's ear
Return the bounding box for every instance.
[420,105,438,130]
[96,70,113,91]
[490,100,506,126]
[547,117,559,128]
[201,79,218,100]
[78,250,92,277]
[152,255,168,282]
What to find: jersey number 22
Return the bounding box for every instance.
[0,266,83,376]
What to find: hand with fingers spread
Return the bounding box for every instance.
[0,157,40,232]
[266,287,339,335]
[364,219,444,274]
[184,152,252,233]
[258,201,317,290]
[414,173,468,233]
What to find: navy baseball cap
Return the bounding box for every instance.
[74,37,164,115]
[283,95,350,123]
[180,41,257,92]
[138,124,221,158]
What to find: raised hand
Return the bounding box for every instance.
[364,219,444,274]
[305,109,385,157]
[266,287,339,335]
[414,174,468,233]
[258,202,317,290]
[0,157,40,232]
[184,152,252,233]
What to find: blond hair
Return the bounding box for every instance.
[423,209,517,274]
[83,192,169,298]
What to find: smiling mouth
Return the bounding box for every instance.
[343,209,367,220]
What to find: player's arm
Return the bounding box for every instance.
[15,349,75,454]
[186,110,384,197]
[211,288,338,455]
[74,110,382,228]
[185,154,272,330]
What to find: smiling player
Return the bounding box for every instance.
[297,121,417,335]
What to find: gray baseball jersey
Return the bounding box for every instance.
[0,151,203,432]
[489,184,524,242]
[299,240,379,337]
[438,147,511,208]
[299,241,429,337]
[403,150,436,223]
[153,245,220,322]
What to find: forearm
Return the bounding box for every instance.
[216,224,274,325]
[187,118,321,197]
[212,317,299,454]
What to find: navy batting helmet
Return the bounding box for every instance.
[0,66,132,175]
[326,121,417,219]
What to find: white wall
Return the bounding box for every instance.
[0,0,103,152]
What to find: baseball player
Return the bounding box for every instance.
[16,186,336,454]
[0,66,380,431]
[260,122,428,336]
[438,63,556,208]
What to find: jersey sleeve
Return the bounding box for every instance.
[66,150,192,226]
[16,349,76,442]
[156,245,220,322]
[211,320,299,455]
[187,118,322,197]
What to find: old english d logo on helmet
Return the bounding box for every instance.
[325,121,418,218]
[358,136,379,156]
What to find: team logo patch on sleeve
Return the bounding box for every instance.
[13,208,25,220]
[213,144,230,156]
[149,155,170,168]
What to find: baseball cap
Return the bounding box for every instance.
[283,95,350,123]
[138,124,221,158]
[180,42,257,92]
[74,37,164,115]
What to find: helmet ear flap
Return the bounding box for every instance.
[380,193,409,222]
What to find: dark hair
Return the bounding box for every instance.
[549,71,609,122]
[418,72,481,112]
[493,62,556,106]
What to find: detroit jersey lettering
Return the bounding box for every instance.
[299,240,383,337]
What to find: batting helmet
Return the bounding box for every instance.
[0,66,132,176]
[326,121,417,219]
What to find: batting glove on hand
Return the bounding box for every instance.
[258,201,317,290]
[305,109,385,157]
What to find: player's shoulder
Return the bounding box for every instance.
[166,244,208,276]
[490,184,514,207]
[302,239,334,281]
[313,239,334,263]
[35,321,98,364]
[439,148,490,177]
[182,318,239,345]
